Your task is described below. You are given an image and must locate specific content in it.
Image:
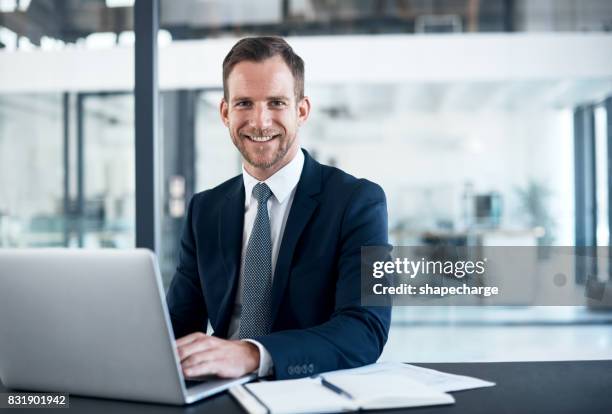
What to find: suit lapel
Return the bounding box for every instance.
[216,178,245,336]
[270,150,322,326]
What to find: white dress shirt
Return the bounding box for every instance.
[227,149,305,377]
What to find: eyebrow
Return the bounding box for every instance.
[231,96,290,103]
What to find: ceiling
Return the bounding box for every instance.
[1,0,611,47]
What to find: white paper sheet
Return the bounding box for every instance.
[324,361,496,392]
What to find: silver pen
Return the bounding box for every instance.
[318,376,355,401]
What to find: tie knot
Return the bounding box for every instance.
[253,182,272,204]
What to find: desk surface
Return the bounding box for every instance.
[2,360,611,413]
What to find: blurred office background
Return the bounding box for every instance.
[1,0,612,362]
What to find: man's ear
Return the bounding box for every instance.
[220,98,230,127]
[297,96,311,126]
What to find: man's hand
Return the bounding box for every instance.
[176,332,260,379]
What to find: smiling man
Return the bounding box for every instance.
[166,36,391,380]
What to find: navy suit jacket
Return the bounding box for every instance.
[166,149,391,380]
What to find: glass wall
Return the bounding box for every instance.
[303,82,576,247]
[82,94,135,249]
[0,1,135,248]
[0,93,64,247]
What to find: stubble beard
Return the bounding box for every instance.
[231,131,295,170]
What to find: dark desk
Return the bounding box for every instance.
[2,360,611,413]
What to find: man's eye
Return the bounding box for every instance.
[235,101,251,107]
[270,100,286,107]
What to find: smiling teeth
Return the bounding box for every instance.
[250,136,274,142]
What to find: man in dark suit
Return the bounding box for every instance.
[167,36,390,380]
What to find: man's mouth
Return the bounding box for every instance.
[242,134,281,143]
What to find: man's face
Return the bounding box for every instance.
[220,55,310,177]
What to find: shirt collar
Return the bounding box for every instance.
[242,148,304,206]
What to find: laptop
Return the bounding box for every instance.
[0,248,254,405]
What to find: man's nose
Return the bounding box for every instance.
[249,104,272,129]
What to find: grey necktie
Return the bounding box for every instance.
[239,182,273,339]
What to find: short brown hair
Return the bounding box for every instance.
[222,36,305,101]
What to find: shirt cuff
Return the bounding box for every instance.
[242,339,274,378]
